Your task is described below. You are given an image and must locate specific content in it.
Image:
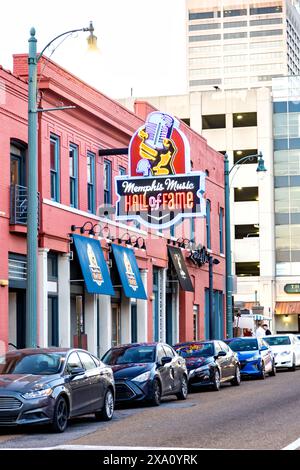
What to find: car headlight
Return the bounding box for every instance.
[132,371,151,383]
[22,387,53,399]
[280,351,291,356]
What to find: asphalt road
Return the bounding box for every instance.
[1,368,300,450]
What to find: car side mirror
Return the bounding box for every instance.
[69,366,85,377]
[260,346,268,351]
[161,356,172,366]
[215,351,226,358]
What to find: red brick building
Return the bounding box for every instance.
[0,55,225,357]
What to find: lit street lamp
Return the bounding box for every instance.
[224,151,267,339]
[26,23,97,347]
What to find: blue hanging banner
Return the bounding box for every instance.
[72,234,115,296]
[111,244,147,300]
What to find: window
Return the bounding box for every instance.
[250,18,282,27]
[10,141,27,187]
[224,21,247,28]
[87,152,95,213]
[235,262,260,276]
[233,112,257,127]
[190,217,195,242]
[47,252,58,280]
[189,23,221,31]
[234,187,259,202]
[206,199,211,249]
[78,351,97,370]
[189,34,221,42]
[162,345,175,358]
[50,135,60,202]
[181,118,190,127]
[235,224,259,239]
[234,149,258,164]
[193,305,199,341]
[219,208,224,253]
[224,9,247,17]
[66,352,82,373]
[104,159,112,204]
[190,79,222,87]
[250,29,283,38]
[224,32,247,40]
[189,11,221,20]
[202,114,226,129]
[48,296,59,347]
[250,6,282,15]
[119,166,126,176]
[69,144,78,208]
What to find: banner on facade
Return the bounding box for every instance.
[111,244,147,300]
[115,111,206,229]
[168,246,194,292]
[72,234,115,296]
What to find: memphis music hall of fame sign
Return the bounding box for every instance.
[115,111,206,229]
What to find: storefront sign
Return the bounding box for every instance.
[168,246,194,292]
[111,244,147,300]
[72,234,115,296]
[115,111,206,229]
[284,283,300,294]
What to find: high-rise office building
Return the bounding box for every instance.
[187,0,300,91]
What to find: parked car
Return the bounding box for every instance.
[173,340,241,391]
[224,337,276,379]
[102,342,188,406]
[263,334,300,370]
[0,347,115,432]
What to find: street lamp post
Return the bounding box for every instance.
[26,23,97,348]
[224,151,267,339]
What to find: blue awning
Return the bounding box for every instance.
[72,234,115,296]
[111,244,147,300]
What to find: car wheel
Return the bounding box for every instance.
[259,362,266,380]
[231,366,241,386]
[289,355,296,371]
[149,378,161,406]
[176,375,188,400]
[269,360,276,377]
[95,389,114,421]
[51,396,68,433]
[212,369,221,391]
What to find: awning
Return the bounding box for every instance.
[72,234,115,296]
[275,302,300,315]
[111,244,147,300]
[168,246,194,292]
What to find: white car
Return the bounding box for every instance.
[263,334,300,371]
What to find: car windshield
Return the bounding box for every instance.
[102,346,155,365]
[175,343,214,358]
[227,339,258,352]
[0,353,65,375]
[264,336,291,346]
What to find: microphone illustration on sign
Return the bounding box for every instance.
[136,112,178,176]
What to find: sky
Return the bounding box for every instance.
[0,0,187,99]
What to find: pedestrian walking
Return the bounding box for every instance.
[255,322,265,338]
[263,323,272,335]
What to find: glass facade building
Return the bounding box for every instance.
[273,76,300,275]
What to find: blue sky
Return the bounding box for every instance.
[0,0,187,98]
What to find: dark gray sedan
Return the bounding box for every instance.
[0,347,115,432]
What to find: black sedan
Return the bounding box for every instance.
[173,341,241,391]
[0,347,115,432]
[102,342,188,406]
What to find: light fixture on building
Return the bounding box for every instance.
[236,114,243,120]
[236,150,243,155]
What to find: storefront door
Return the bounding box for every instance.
[112,304,121,347]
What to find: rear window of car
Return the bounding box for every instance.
[175,343,214,358]
[226,339,258,352]
[102,346,155,365]
[264,336,291,346]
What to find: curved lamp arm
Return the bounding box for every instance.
[228,151,263,175]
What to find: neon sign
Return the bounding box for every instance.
[115,111,206,229]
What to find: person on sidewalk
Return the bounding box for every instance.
[255,322,266,338]
[263,323,272,335]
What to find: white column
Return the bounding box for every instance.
[85,293,97,355]
[58,253,71,347]
[172,282,179,344]
[159,268,167,342]
[98,295,112,358]
[38,248,49,347]
[121,294,131,344]
[137,269,148,342]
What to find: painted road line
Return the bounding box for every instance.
[282,437,300,450]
